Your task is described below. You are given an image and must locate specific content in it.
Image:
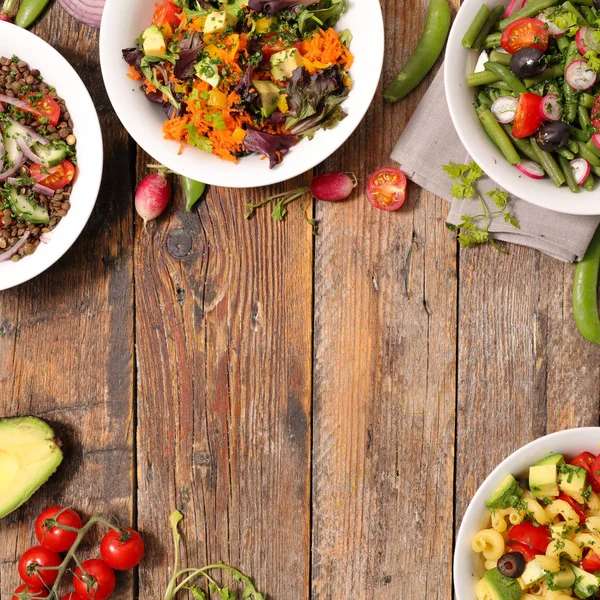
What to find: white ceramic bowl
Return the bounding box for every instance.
[0,22,103,292]
[99,1,383,188]
[454,427,600,599]
[445,1,600,215]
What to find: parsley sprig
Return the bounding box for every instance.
[442,161,519,253]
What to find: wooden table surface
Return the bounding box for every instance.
[1,1,600,599]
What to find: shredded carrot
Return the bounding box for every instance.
[144,79,158,95]
[302,28,354,69]
[127,65,142,80]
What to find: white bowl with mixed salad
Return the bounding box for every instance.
[99,0,383,189]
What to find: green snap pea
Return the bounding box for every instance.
[488,81,513,90]
[569,125,591,142]
[501,123,542,164]
[477,90,493,106]
[462,5,491,49]
[524,64,565,87]
[472,5,505,51]
[384,0,451,102]
[556,148,576,160]
[557,35,571,54]
[583,172,595,191]
[577,140,600,166]
[531,140,567,186]
[183,177,206,212]
[558,155,581,193]
[484,61,528,94]
[581,5,596,21]
[573,226,600,345]
[490,50,512,66]
[477,107,520,164]
[467,70,501,87]
[15,0,52,27]
[499,0,557,29]
[580,93,596,108]
[579,105,593,132]
[484,32,502,48]
[487,89,500,102]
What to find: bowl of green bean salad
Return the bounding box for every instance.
[445,0,600,215]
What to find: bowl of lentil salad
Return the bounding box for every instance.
[99,0,383,188]
[0,22,102,291]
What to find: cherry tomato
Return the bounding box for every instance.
[583,549,600,572]
[367,167,407,211]
[73,559,116,600]
[12,584,49,600]
[35,507,83,553]
[100,528,145,571]
[512,93,543,138]
[60,594,84,600]
[571,451,596,475]
[508,522,552,552]
[557,492,587,524]
[30,161,75,191]
[261,35,303,58]
[501,18,549,54]
[153,1,180,28]
[23,93,61,127]
[589,454,600,494]
[505,542,540,562]
[18,546,62,588]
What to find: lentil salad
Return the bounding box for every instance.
[0,55,76,262]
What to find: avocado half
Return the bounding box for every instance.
[0,417,63,519]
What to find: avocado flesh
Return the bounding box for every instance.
[0,417,63,519]
[536,454,565,467]
[484,568,522,600]
[529,464,559,498]
[485,474,523,509]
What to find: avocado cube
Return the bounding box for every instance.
[546,560,575,590]
[142,24,166,58]
[558,464,588,504]
[252,79,281,118]
[529,464,559,498]
[571,565,600,598]
[270,48,304,81]
[203,10,237,35]
[484,568,522,600]
[195,58,221,88]
[485,474,524,510]
[535,454,565,467]
[521,558,546,588]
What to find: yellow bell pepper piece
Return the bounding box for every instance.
[208,89,227,109]
[232,128,247,142]
[255,17,272,33]
[277,94,288,114]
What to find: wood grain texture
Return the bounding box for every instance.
[0,6,135,600]
[134,149,314,599]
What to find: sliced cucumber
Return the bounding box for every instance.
[32,141,68,168]
[7,186,50,224]
[1,121,29,167]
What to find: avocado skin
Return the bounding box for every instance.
[485,475,523,509]
[484,568,522,600]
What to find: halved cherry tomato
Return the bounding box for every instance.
[501,18,549,54]
[12,584,49,600]
[508,522,552,553]
[513,93,543,138]
[260,35,303,58]
[571,451,596,475]
[505,542,540,562]
[30,160,75,191]
[153,1,180,28]
[557,492,587,524]
[23,93,61,127]
[367,167,407,211]
[582,549,600,572]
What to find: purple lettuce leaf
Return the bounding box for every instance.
[285,66,344,122]
[247,0,318,16]
[243,130,298,168]
[174,34,204,80]
[122,47,144,77]
[233,64,261,113]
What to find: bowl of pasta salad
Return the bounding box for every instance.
[454,428,600,600]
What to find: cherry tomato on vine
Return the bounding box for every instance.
[100,528,145,570]
[35,507,83,553]
[367,167,407,211]
[18,546,62,588]
[60,594,84,600]
[73,559,116,600]
[12,584,49,600]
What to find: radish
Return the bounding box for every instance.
[505,0,526,18]
[537,8,567,36]
[570,158,591,185]
[566,60,597,90]
[540,94,562,121]
[491,96,519,123]
[516,159,545,179]
[310,172,357,201]
[576,26,597,56]
[135,168,172,224]
[592,133,600,150]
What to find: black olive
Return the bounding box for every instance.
[517,477,530,491]
[536,121,570,152]
[497,552,526,578]
[595,0,600,10]
[510,48,546,79]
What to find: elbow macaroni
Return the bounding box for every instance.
[472,529,505,561]
[545,539,582,563]
[545,500,580,526]
[475,578,493,600]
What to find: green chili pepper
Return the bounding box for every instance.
[183,177,206,212]
[573,226,600,345]
[15,0,52,28]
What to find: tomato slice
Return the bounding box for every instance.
[571,451,596,474]
[512,93,543,138]
[23,93,61,127]
[153,1,181,28]
[501,18,549,54]
[508,522,552,553]
[260,35,303,58]
[367,167,407,211]
[30,161,75,191]
[505,542,540,562]
[557,492,587,524]
[582,549,600,572]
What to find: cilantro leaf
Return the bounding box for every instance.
[185,125,213,153]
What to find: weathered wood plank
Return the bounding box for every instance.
[134,150,313,599]
[311,0,458,597]
[0,7,135,600]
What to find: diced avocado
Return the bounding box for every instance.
[571,565,600,599]
[558,464,588,504]
[203,10,237,35]
[529,464,559,498]
[536,454,565,467]
[485,474,524,509]
[521,558,546,587]
[484,568,522,600]
[195,58,221,88]
[142,24,166,58]
[270,48,304,81]
[546,559,575,590]
[0,417,63,519]
[7,187,50,225]
[252,80,280,118]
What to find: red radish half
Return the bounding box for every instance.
[592,133,600,150]
[310,172,357,201]
[575,25,599,56]
[540,94,562,121]
[537,8,567,36]
[570,158,591,185]
[516,159,545,179]
[491,96,519,123]
[505,0,526,18]
[566,60,597,90]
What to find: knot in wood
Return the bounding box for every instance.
[166,228,192,258]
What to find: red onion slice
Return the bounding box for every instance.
[0,154,24,180]
[16,136,44,164]
[32,182,55,197]
[0,231,30,263]
[58,0,105,28]
[0,93,32,111]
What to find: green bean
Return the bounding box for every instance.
[501,123,542,163]
[499,0,558,29]
[583,172,596,191]
[579,105,593,132]
[573,226,600,345]
[462,5,491,48]
[563,0,588,23]
[559,155,581,193]
[477,107,521,164]
[472,5,505,51]
[573,0,594,6]
[584,139,600,158]
[580,93,596,108]
[478,90,493,106]
[468,70,501,87]
[183,177,206,212]
[384,0,451,102]
[524,64,565,87]
[531,139,567,186]
[489,49,512,66]
[15,0,52,27]
[577,140,600,166]
[557,35,571,54]
[556,148,576,160]
[569,125,591,142]
[488,89,501,102]
[565,41,581,123]
[489,81,513,90]
[484,61,528,94]
[484,32,502,48]
[581,5,596,21]
[568,139,580,153]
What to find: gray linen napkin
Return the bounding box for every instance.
[391,68,600,262]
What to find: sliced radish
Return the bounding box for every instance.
[537,8,567,37]
[576,25,597,56]
[566,60,597,90]
[570,158,591,185]
[540,93,562,121]
[474,50,489,73]
[491,95,519,123]
[592,133,600,150]
[505,0,526,18]
[516,159,545,179]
